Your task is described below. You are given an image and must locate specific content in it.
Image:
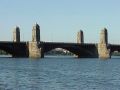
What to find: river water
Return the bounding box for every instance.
[0,56,120,90]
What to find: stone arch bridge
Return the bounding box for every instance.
[0,24,119,58]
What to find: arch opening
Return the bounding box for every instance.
[45,48,75,56]
[111,50,120,56]
[0,49,12,57]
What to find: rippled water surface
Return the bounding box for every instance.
[0,56,120,90]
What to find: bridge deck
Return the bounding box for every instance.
[0,41,120,58]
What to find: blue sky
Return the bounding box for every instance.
[0,0,120,43]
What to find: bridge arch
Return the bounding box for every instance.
[109,45,120,56]
[45,48,74,56]
[0,43,14,56]
[0,42,29,57]
[42,43,98,58]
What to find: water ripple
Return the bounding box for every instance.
[0,57,120,90]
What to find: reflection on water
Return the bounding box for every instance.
[0,56,120,90]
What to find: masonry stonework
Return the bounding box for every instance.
[28,42,44,58]
[13,26,20,42]
[77,30,84,44]
[32,23,40,42]
[28,24,44,58]
[98,28,110,59]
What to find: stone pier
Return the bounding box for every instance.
[28,42,44,58]
[13,26,20,42]
[28,23,44,58]
[98,28,110,59]
[77,30,84,44]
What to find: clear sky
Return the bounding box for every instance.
[0,0,120,43]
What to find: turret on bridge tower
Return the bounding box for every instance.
[77,30,84,44]
[98,28,110,59]
[100,28,108,44]
[13,26,20,42]
[32,23,40,42]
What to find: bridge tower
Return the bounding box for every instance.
[32,23,40,42]
[77,30,84,43]
[13,26,20,42]
[98,28,110,59]
[28,23,44,58]
[100,28,108,44]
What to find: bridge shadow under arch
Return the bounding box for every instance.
[41,42,99,58]
[0,42,29,57]
[110,44,120,57]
